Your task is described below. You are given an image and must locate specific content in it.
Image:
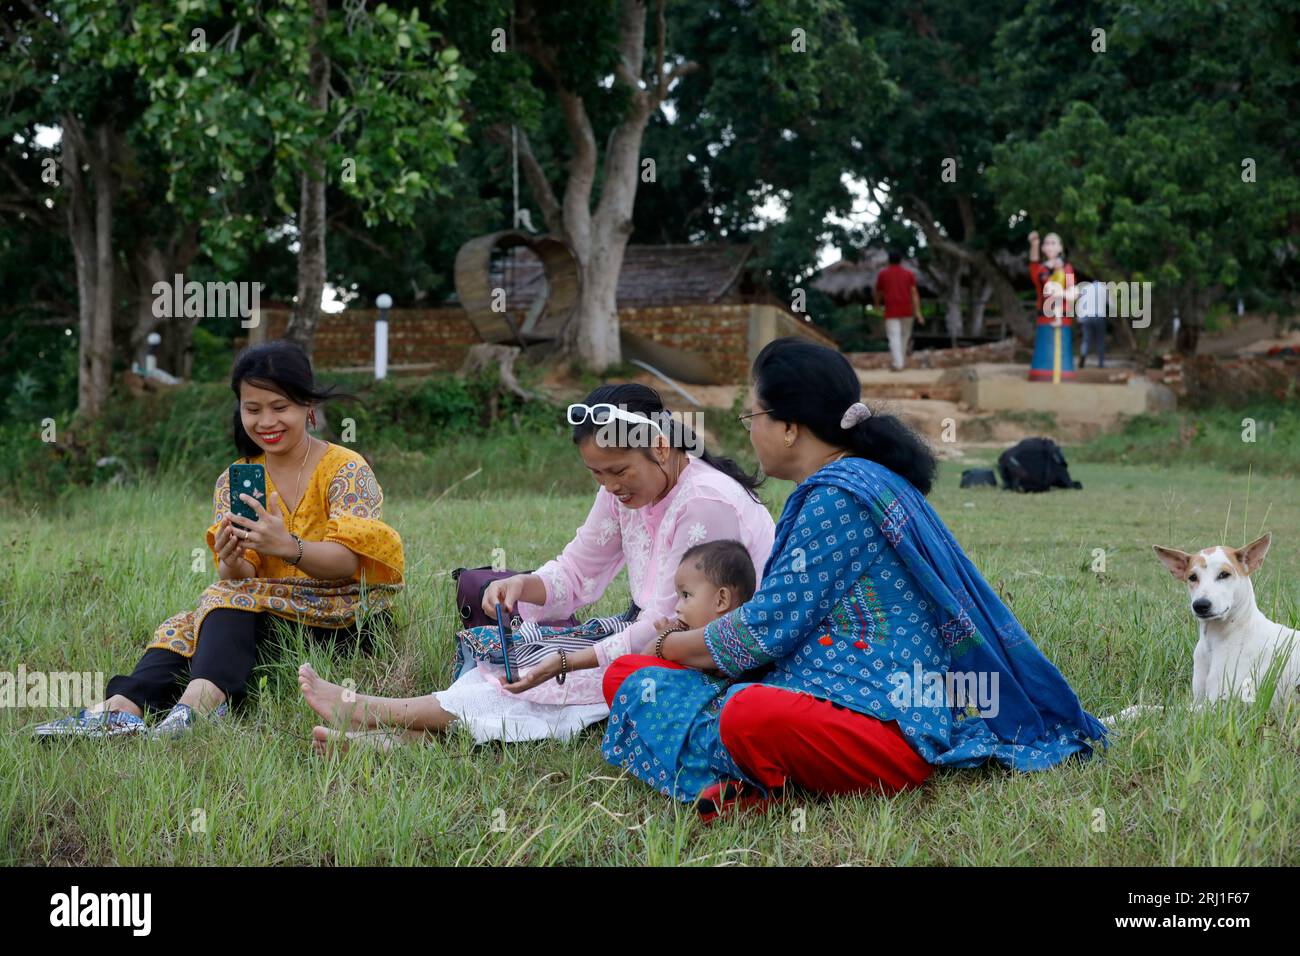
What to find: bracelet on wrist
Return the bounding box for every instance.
[655,620,687,659]
[288,534,304,566]
[555,649,568,685]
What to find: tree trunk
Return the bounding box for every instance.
[1140,293,1175,365]
[558,122,643,368]
[1175,285,1206,356]
[91,126,116,402]
[1114,278,1140,357]
[515,0,694,372]
[565,236,627,367]
[129,246,164,370]
[944,258,965,345]
[458,343,536,400]
[986,265,1032,341]
[901,193,1033,340]
[285,0,331,356]
[64,116,117,422]
[1174,323,1199,355]
[970,275,992,337]
[130,231,200,379]
[289,165,327,355]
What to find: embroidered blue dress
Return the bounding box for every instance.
[602,457,1109,802]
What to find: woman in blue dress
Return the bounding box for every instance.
[600,338,1108,817]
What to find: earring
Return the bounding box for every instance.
[784,433,794,447]
[308,409,317,428]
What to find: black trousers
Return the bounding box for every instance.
[104,608,377,714]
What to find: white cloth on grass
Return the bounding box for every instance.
[432,665,609,745]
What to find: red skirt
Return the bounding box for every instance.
[602,656,933,798]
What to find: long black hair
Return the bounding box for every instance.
[571,383,763,501]
[752,338,937,495]
[229,341,353,459]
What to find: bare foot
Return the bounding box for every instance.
[298,663,369,730]
[310,725,410,756]
[312,725,353,756]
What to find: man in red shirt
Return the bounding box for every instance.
[873,251,925,371]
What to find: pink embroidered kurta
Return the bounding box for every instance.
[473,457,775,708]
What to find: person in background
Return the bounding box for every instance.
[1076,278,1108,368]
[872,250,925,372]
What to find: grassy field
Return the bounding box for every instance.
[1072,401,1300,477]
[2,457,1298,866]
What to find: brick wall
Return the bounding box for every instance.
[257,302,836,382]
[259,307,480,372]
[1148,353,1300,407]
[620,304,752,381]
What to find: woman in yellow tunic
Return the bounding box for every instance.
[34,341,404,740]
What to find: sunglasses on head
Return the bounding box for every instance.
[566,403,666,436]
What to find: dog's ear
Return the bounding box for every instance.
[1153,545,1193,579]
[1236,532,1271,575]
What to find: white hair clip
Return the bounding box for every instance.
[840,402,872,429]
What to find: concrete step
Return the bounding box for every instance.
[860,382,965,402]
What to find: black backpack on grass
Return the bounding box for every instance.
[960,468,998,489]
[997,438,1082,493]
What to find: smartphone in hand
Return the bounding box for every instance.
[229,464,267,523]
[496,602,515,683]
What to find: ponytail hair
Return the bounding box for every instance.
[571,383,764,501]
[751,338,937,495]
[229,340,354,459]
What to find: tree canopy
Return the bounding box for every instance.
[2,0,1296,421]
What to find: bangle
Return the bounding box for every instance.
[289,534,304,566]
[555,649,568,685]
[655,621,685,659]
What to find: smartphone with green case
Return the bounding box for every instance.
[229,463,267,522]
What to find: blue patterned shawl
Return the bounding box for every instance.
[771,456,1109,768]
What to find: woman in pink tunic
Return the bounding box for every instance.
[297,383,775,750]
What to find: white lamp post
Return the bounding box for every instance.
[146,331,162,374]
[375,293,392,380]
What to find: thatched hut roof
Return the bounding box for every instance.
[810,249,941,302]
[812,247,1051,303]
[458,242,760,310]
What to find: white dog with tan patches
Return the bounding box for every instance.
[1107,533,1300,726]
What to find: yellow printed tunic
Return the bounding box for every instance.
[148,443,404,657]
